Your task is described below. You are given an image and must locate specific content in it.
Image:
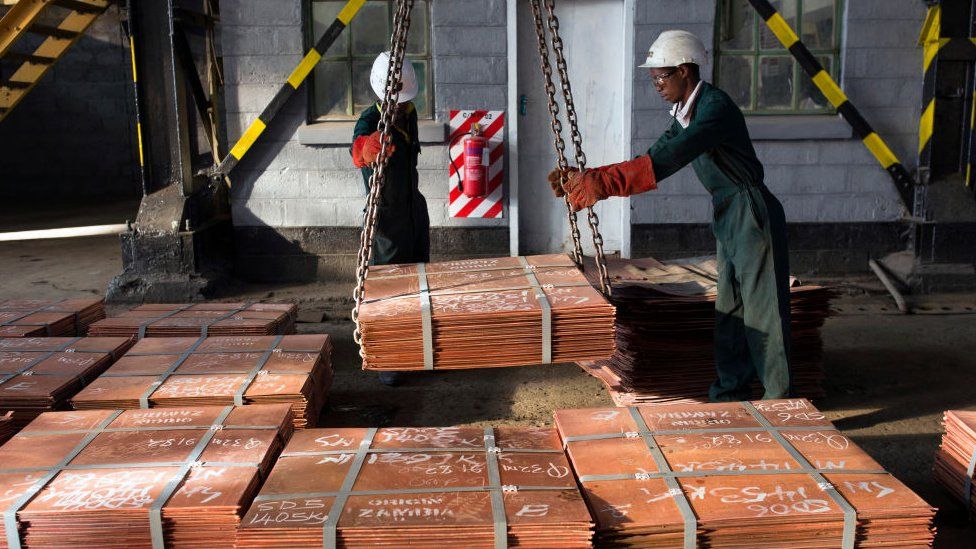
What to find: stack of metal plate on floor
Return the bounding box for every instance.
[236,426,594,548]
[554,399,935,548]
[0,299,105,337]
[579,256,833,406]
[0,337,134,430]
[358,254,615,371]
[87,302,297,338]
[0,403,293,549]
[70,335,332,429]
[935,410,976,520]
[0,412,12,445]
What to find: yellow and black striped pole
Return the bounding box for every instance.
[747,0,916,209]
[917,4,945,181]
[213,0,366,180]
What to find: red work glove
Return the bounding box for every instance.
[559,156,657,211]
[362,131,395,164]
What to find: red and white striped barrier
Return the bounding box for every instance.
[448,109,505,218]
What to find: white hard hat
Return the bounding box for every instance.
[639,30,708,69]
[370,51,418,103]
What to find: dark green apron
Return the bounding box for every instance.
[648,82,792,401]
[353,102,431,266]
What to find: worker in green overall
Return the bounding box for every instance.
[551,30,791,401]
[351,52,430,386]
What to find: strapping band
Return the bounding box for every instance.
[628,407,698,549]
[233,334,286,406]
[484,427,508,549]
[322,427,378,548]
[518,257,552,364]
[417,264,434,370]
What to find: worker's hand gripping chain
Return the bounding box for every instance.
[351,0,414,357]
[530,0,612,297]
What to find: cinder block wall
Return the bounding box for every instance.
[0,5,136,202]
[222,0,509,281]
[630,0,924,272]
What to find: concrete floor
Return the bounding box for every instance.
[1,234,975,547]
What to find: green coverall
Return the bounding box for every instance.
[353,102,431,266]
[647,82,792,401]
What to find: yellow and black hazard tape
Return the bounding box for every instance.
[121,9,148,194]
[747,0,916,209]
[213,0,367,180]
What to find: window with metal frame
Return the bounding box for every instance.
[308,0,432,120]
[715,0,843,114]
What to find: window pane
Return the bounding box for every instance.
[312,1,347,56]
[313,61,351,117]
[760,0,797,49]
[798,56,832,110]
[406,2,428,54]
[718,56,753,110]
[351,1,389,56]
[757,56,794,109]
[410,59,428,117]
[801,0,836,49]
[352,59,376,113]
[718,0,754,51]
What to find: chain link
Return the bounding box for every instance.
[352,0,414,356]
[533,0,612,296]
[528,0,584,270]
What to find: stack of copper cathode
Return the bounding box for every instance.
[935,410,976,520]
[70,335,332,429]
[0,299,105,337]
[0,337,134,429]
[236,426,594,548]
[554,399,935,547]
[579,256,833,405]
[87,303,298,338]
[357,254,615,370]
[0,404,293,549]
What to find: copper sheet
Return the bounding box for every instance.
[87,302,298,339]
[237,426,594,548]
[71,335,331,429]
[0,299,105,338]
[0,404,293,549]
[577,256,833,406]
[935,410,976,519]
[358,254,615,371]
[554,399,935,547]
[0,337,135,431]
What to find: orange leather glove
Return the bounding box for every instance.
[546,167,579,198]
[560,156,656,211]
[351,135,370,168]
[362,131,395,164]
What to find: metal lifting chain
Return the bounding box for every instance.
[528,0,584,271]
[532,0,613,297]
[352,0,414,353]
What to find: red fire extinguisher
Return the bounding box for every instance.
[451,123,489,198]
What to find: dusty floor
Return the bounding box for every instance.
[1,233,975,547]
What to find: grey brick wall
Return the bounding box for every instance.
[224,0,509,229]
[0,5,137,202]
[630,0,923,224]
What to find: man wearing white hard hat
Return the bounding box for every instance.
[550,30,792,402]
[351,52,429,386]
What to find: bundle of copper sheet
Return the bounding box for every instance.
[0,412,12,445]
[0,337,134,430]
[87,302,297,338]
[70,335,332,429]
[935,410,976,520]
[554,399,935,548]
[0,299,105,337]
[237,426,594,548]
[580,256,833,406]
[0,403,292,549]
[358,254,615,371]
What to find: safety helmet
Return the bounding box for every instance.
[370,51,418,103]
[639,30,707,69]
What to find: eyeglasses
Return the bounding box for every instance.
[651,70,677,86]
